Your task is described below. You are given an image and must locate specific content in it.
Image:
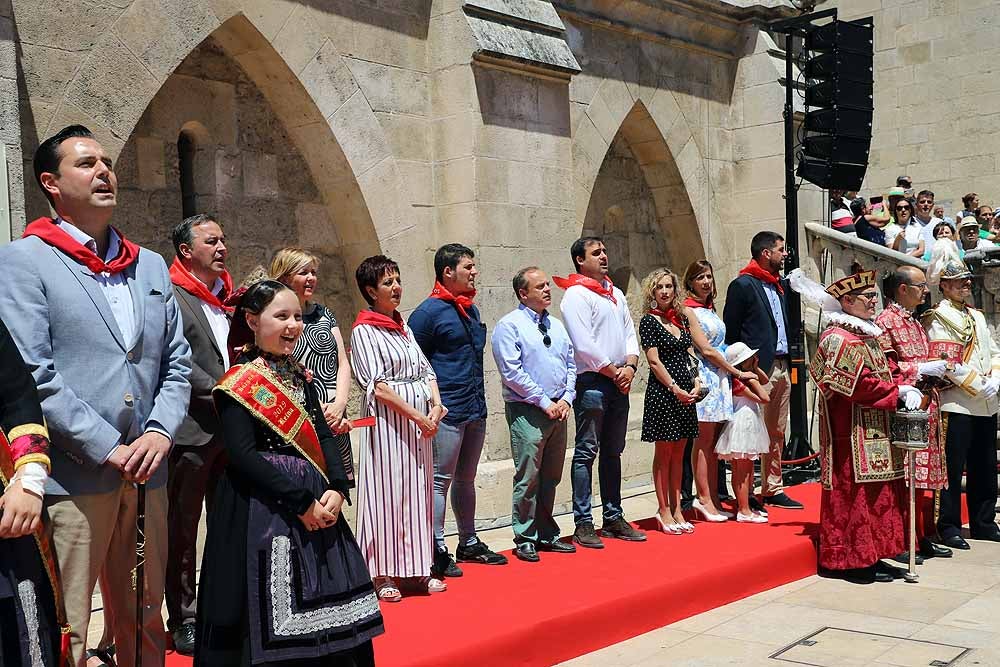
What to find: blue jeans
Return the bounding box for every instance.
[572,372,630,525]
[432,418,487,551]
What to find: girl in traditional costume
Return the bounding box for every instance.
[195,280,383,666]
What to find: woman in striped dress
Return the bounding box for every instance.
[350,255,448,602]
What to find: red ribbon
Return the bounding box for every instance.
[429,281,476,320]
[552,273,617,304]
[168,257,234,313]
[352,309,407,336]
[23,217,139,275]
[738,259,784,294]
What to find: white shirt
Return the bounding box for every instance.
[559,282,640,374]
[57,218,136,345]
[200,278,232,370]
[916,215,945,249]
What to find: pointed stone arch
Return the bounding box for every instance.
[30,1,420,288]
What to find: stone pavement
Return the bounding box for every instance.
[85,487,1000,667]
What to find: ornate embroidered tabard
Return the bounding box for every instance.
[810,325,904,489]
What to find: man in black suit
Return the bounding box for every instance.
[165,214,232,655]
[723,230,803,510]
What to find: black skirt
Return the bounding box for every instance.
[0,531,60,667]
[196,453,383,666]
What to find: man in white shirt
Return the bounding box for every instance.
[556,237,645,548]
[165,213,233,655]
[958,216,995,252]
[915,189,946,248]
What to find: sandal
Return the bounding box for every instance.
[426,577,447,594]
[375,577,402,603]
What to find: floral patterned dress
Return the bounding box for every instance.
[689,306,733,423]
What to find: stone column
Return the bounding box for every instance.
[0,1,23,238]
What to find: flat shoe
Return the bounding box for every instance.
[736,512,768,524]
[426,577,447,593]
[375,579,402,603]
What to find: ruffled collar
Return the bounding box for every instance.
[822,311,883,337]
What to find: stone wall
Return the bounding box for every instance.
[113,36,352,318]
[834,0,1000,213]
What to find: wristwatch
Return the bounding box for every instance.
[624,363,638,372]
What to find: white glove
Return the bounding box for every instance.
[898,385,923,410]
[983,377,1000,400]
[917,360,948,379]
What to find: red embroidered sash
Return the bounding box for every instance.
[214,359,328,481]
[0,433,71,662]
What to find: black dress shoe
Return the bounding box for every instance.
[876,560,907,579]
[890,551,924,566]
[514,543,539,562]
[171,625,195,656]
[538,539,576,553]
[970,530,1000,542]
[824,565,892,584]
[763,492,804,509]
[940,535,971,550]
[919,537,952,558]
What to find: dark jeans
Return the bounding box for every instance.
[938,412,999,539]
[571,372,630,525]
[165,438,226,630]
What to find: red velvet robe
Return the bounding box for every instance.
[810,321,907,570]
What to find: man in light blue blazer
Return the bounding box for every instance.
[0,125,191,667]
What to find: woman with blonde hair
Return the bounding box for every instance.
[639,268,702,534]
[682,260,755,522]
[270,248,355,485]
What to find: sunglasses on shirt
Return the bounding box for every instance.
[538,321,551,348]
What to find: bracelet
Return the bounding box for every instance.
[625,363,638,372]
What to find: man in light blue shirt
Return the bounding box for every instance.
[492,267,577,562]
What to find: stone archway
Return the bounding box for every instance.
[21,2,425,302]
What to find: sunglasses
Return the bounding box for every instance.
[538,321,551,348]
[895,205,911,211]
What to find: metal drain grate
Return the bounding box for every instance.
[770,627,970,666]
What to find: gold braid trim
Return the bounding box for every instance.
[6,423,49,441]
[959,370,980,396]
[13,453,51,472]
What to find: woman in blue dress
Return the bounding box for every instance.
[682,260,755,522]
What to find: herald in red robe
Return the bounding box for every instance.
[810,322,907,571]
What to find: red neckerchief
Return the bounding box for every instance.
[738,259,784,294]
[552,273,617,304]
[649,307,685,328]
[683,296,713,311]
[740,259,785,294]
[168,257,234,314]
[429,281,476,320]
[353,309,407,336]
[23,216,139,275]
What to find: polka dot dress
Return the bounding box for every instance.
[639,313,700,442]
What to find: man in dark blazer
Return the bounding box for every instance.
[164,213,232,655]
[723,230,803,510]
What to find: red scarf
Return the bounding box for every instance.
[552,273,617,304]
[683,296,713,311]
[649,307,685,328]
[353,309,407,336]
[738,259,784,294]
[168,257,234,313]
[23,217,139,275]
[429,281,476,320]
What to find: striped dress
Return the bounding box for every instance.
[350,321,437,579]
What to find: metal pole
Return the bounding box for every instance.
[782,33,812,460]
[904,451,918,582]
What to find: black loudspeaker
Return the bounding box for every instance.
[798,20,874,190]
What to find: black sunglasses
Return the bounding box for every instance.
[538,321,551,347]
[895,205,911,211]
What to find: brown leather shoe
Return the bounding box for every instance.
[601,517,647,542]
[573,522,605,549]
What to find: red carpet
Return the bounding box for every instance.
[166,482,823,667]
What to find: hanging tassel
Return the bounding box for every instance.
[60,624,72,665]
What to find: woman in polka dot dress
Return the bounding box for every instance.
[639,268,701,535]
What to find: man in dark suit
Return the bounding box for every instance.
[723,231,803,510]
[164,213,232,655]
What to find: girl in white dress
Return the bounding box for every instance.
[715,343,771,523]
